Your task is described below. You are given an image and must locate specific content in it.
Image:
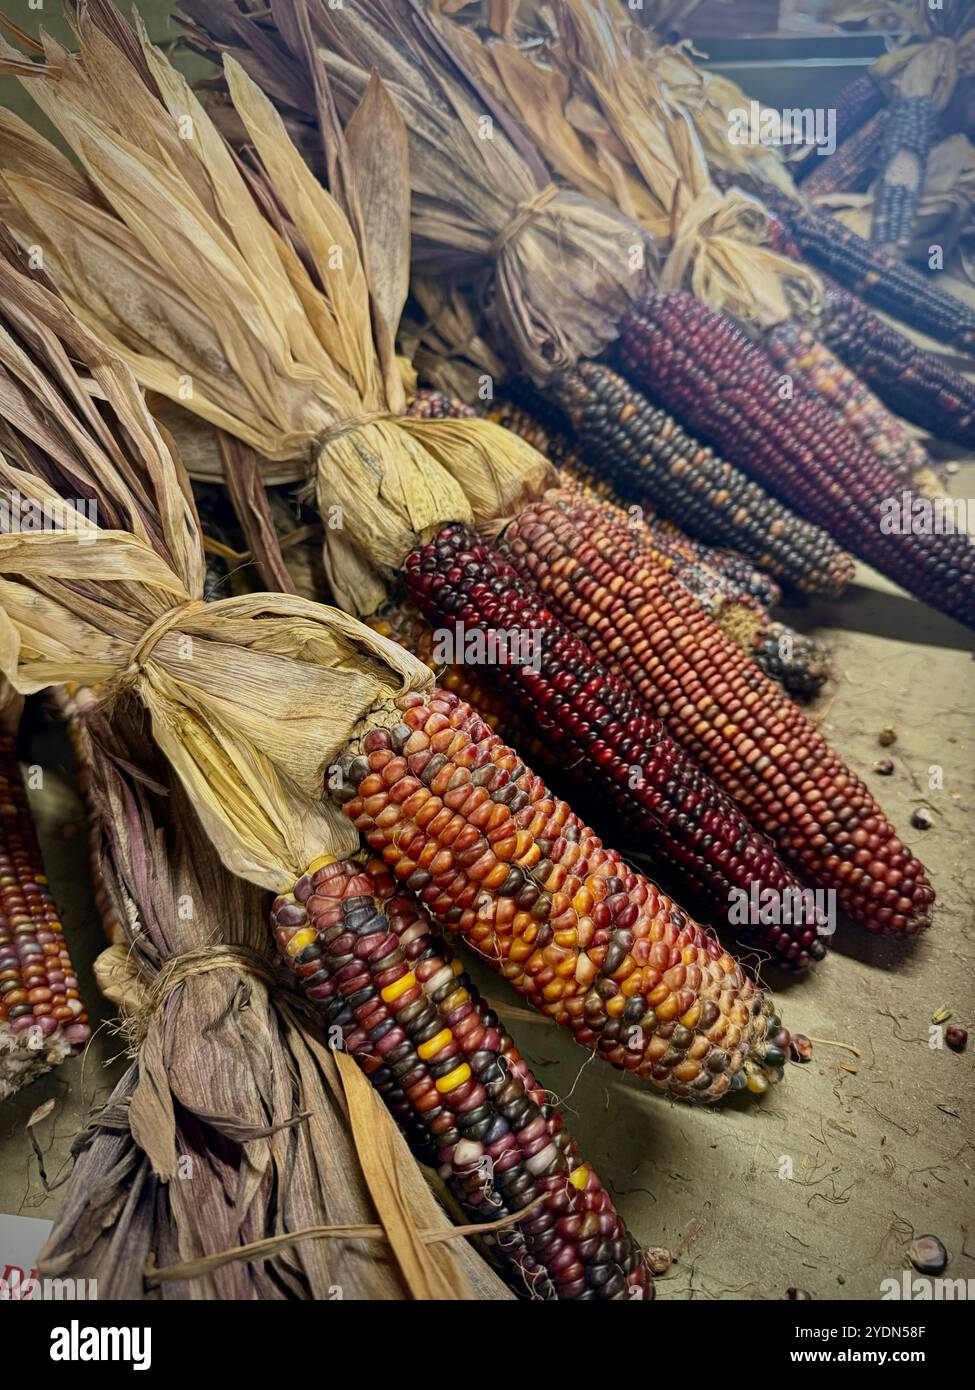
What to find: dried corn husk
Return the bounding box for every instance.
[0,4,553,612]
[177,0,654,380]
[829,0,975,106]
[42,701,509,1300]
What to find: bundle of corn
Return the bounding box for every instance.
[513,363,854,599]
[618,290,975,628]
[767,197,975,354]
[0,245,650,1303]
[331,686,788,1088]
[828,0,975,251]
[0,45,789,1117]
[496,491,936,937]
[0,699,90,1099]
[0,9,830,974]
[44,701,512,1300]
[799,109,890,198]
[793,76,887,186]
[272,854,653,1298]
[763,320,939,491]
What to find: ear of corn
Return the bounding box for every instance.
[330,685,788,1095]
[271,855,652,1301]
[799,109,889,198]
[618,290,975,628]
[763,320,935,488]
[0,733,91,1099]
[768,198,975,355]
[497,491,936,938]
[871,95,940,250]
[535,362,853,598]
[402,524,829,969]
[793,74,886,185]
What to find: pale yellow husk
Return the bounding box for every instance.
[0,9,553,612]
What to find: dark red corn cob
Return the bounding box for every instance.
[767,198,975,354]
[330,689,787,1097]
[618,290,975,628]
[535,362,853,597]
[498,491,936,938]
[799,109,889,198]
[872,95,940,249]
[403,523,828,969]
[793,74,886,184]
[270,855,651,1300]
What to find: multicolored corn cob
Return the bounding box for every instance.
[799,109,889,199]
[539,362,854,599]
[794,74,886,185]
[402,525,828,969]
[271,855,651,1300]
[497,491,936,937]
[820,282,975,448]
[330,687,788,1094]
[763,320,936,487]
[872,96,940,249]
[488,398,783,609]
[618,290,975,627]
[0,734,91,1099]
[768,198,975,354]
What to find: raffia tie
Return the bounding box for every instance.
[108,599,208,697]
[489,184,560,257]
[116,943,279,1051]
[301,411,402,499]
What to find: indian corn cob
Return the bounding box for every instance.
[402,525,828,969]
[872,95,940,250]
[763,320,936,487]
[497,491,936,938]
[799,109,889,199]
[768,198,975,354]
[794,74,886,185]
[0,733,91,1099]
[618,291,975,628]
[487,398,783,609]
[330,686,788,1092]
[414,392,828,697]
[538,362,854,598]
[820,282,975,449]
[271,855,652,1300]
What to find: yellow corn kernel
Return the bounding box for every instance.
[285,927,317,957]
[568,1164,590,1191]
[435,1062,471,1094]
[380,971,417,1004]
[417,1028,452,1061]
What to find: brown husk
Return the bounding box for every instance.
[41,699,509,1300]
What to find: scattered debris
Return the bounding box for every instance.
[787,1287,813,1299]
[807,1035,861,1057]
[874,758,895,775]
[646,1247,672,1275]
[791,1033,814,1062]
[945,1026,968,1053]
[878,728,897,746]
[911,807,934,830]
[840,1062,859,1074]
[932,1006,952,1025]
[908,1235,948,1274]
